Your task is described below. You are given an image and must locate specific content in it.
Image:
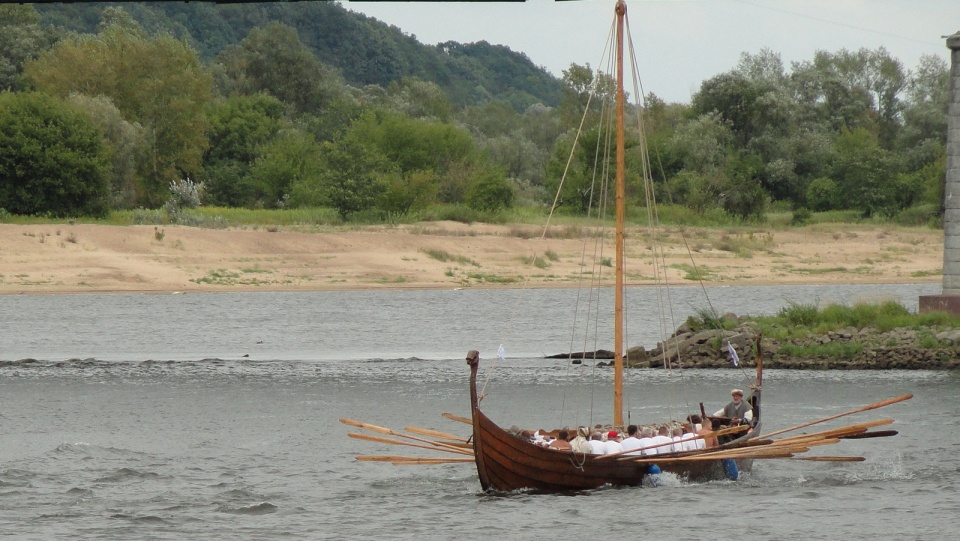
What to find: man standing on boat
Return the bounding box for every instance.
[716,389,754,425]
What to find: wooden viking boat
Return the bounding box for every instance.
[344,0,910,493]
[467,351,764,492]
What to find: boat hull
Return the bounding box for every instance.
[472,407,750,492]
[472,407,648,492]
[467,350,752,492]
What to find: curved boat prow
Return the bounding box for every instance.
[466,350,491,491]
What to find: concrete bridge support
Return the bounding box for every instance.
[920,31,960,315]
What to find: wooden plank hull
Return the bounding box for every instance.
[472,406,752,491]
[466,350,753,492]
[473,407,647,491]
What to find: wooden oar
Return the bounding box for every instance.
[403,426,468,442]
[347,432,474,456]
[390,457,475,465]
[763,394,911,439]
[772,419,894,445]
[442,412,472,425]
[618,439,815,463]
[791,456,866,462]
[357,455,474,464]
[357,455,430,462]
[839,429,898,439]
[340,418,470,454]
[625,448,798,464]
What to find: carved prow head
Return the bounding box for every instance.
[466,350,479,369]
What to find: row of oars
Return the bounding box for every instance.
[340,418,474,465]
[344,394,911,466]
[612,394,912,465]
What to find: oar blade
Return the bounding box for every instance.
[442,412,472,425]
[403,426,468,442]
[792,456,866,462]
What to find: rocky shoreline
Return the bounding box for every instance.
[555,316,960,370]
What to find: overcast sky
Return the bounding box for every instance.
[342,0,957,104]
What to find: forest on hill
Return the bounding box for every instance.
[0,2,950,229]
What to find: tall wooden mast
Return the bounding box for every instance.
[613,0,626,427]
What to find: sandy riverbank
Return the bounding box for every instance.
[0,221,944,294]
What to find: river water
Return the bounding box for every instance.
[2,284,958,540]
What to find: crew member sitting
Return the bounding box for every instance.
[570,426,593,454]
[619,425,643,456]
[602,431,624,455]
[548,429,572,451]
[697,418,719,448]
[588,431,606,454]
[638,427,657,456]
[651,425,674,455]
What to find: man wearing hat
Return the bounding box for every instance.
[601,430,624,455]
[715,388,753,424]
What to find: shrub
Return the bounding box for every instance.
[467,171,515,212]
[806,177,838,212]
[164,177,203,222]
[791,207,812,226]
[0,91,110,217]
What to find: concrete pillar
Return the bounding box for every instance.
[920,31,960,313]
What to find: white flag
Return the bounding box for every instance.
[726,341,740,367]
[497,344,506,362]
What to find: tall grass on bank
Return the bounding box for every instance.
[0,203,945,231]
[753,300,960,341]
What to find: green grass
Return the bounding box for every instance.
[189,269,285,286]
[465,272,518,284]
[776,265,849,275]
[685,307,735,332]
[670,263,715,281]
[778,341,864,359]
[0,200,946,232]
[421,248,479,266]
[752,300,960,339]
[520,255,550,269]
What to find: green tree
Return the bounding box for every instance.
[215,22,349,118]
[248,130,324,208]
[203,93,286,207]
[383,77,454,122]
[466,168,514,212]
[899,54,949,160]
[558,63,615,130]
[25,14,212,207]
[66,93,147,210]
[722,153,768,220]
[0,91,109,217]
[291,134,388,219]
[671,112,733,174]
[806,177,839,211]
[378,170,439,215]
[831,128,903,217]
[0,4,61,91]
[345,110,484,204]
